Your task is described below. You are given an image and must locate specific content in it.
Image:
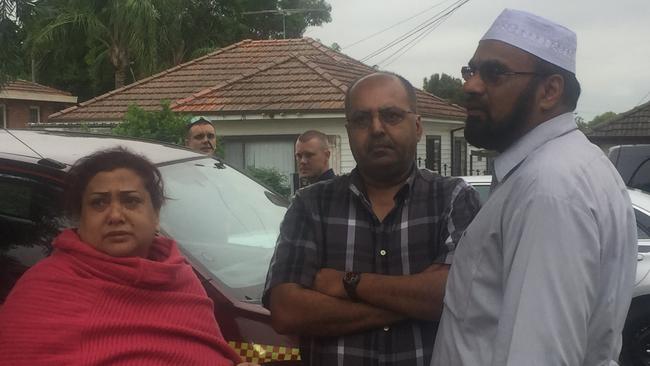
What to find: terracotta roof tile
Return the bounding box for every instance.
[2,79,73,96]
[51,38,465,122]
[590,101,650,137]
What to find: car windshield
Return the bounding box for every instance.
[158,158,287,302]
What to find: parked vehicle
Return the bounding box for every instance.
[461,175,650,366]
[459,175,491,203]
[608,144,650,194]
[620,188,650,366]
[0,129,299,365]
[5,130,649,365]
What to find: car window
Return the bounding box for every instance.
[635,208,650,241]
[158,158,287,302]
[471,183,490,205]
[0,171,65,303]
[630,159,650,193]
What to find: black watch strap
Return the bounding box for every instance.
[343,271,361,301]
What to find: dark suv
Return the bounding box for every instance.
[0,129,299,365]
[608,144,650,193]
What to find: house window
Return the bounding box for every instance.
[0,104,5,128]
[222,137,296,180]
[469,150,495,176]
[425,135,442,173]
[452,137,467,176]
[29,106,40,124]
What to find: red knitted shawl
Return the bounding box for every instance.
[0,229,242,365]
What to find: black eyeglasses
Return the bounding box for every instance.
[461,62,544,84]
[347,107,416,129]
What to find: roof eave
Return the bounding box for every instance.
[0,90,77,104]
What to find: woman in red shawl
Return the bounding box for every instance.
[0,147,254,366]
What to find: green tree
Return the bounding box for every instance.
[423,73,464,106]
[240,0,331,39]
[18,0,331,98]
[22,0,111,102]
[154,0,245,68]
[113,102,228,157]
[0,16,23,86]
[589,111,618,128]
[30,0,160,89]
[575,114,591,133]
[0,0,35,86]
[245,166,290,197]
[112,101,189,144]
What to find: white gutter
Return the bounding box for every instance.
[204,112,346,121]
[29,121,119,128]
[421,116,465,127]
[0,90,78,104]
[203,112,464,124]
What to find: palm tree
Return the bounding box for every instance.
[32,0,159,89]
[0,0,35,20]
[0,0,35,86]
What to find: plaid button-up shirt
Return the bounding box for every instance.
[263,166,481,366]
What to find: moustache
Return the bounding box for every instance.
[367,139,394,151]
[461,94,485,110]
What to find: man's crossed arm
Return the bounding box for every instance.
[269,264,449,337]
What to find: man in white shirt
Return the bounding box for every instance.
[432,9,637,366]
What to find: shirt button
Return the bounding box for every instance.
[380,249,387,256]
[383,326,390,331]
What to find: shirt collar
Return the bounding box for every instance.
[349,163,418,202]
[318,169,336,181]
[493,112,577,183]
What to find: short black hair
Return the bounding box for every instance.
[344,72,418,118]
[65,147,165,219]
[535,59,581,111]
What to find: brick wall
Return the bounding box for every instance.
[0,99,73,128]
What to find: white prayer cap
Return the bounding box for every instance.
[481,9,577,74]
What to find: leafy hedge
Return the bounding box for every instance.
[113,102,188,145]
[246,166,291,197]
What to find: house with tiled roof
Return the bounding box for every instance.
[45,38,482,177]
[589,101,650,150]
[1,79,77,128]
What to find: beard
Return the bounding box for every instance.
[464,79,539,153]
[352,136,416,186]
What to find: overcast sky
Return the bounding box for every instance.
[304,0,650,121]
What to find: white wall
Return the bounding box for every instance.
[213,115,484,177]
[213,117,350,174]
[419,122,455,175]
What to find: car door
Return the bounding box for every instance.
[0,159,66,303]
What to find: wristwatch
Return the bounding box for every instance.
[343,271,361,301]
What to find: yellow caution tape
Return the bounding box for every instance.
[228,341,301,363]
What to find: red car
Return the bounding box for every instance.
[0,129,299,365]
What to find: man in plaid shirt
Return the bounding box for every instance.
[263,72,481,366]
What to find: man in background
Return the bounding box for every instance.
[186,116,217,155]
[295,130,335,187]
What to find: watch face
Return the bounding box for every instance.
[343,272,360,301]
[344,272,353,282]
[344,272,360,284]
